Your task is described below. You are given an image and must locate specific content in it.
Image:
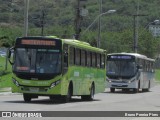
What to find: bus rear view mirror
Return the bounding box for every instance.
[8,47,14,65]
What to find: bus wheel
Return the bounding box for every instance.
[133,88,139,93]
[23,94,32,102]
[50,95,56,102]
[110,88,115,93]
[81,84,95,101]
[142,81,150,92]
[133,81,140,93]
[147,81,150,92]
[62,85,72,103]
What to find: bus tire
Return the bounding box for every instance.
[142,81,150,92]
[49,96,56,101]
[147,81,150,92]
[81,84,95,101]
[23,94,32,102]
[62,84,72,103]
[133,88,138,93]
[133,81,140,93]
[50,95,62,103]
[110,88,115,93]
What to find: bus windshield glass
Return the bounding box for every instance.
[13,48,61,74]
[107,60,136,79]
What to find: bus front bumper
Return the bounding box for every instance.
[107,80,138,89]
[12,83,62,95]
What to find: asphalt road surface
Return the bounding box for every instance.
[0,84,160,120]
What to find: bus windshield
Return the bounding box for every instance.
[107,60,136,79]
[13,48,61,74]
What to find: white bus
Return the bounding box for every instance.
[106,53,155,93]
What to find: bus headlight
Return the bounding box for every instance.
[50,80,61,88]
[128,81,131,84]
[12,78,19,86]
[128,79,135,83]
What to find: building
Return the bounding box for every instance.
[149,23,160,37]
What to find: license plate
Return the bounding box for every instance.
[29,87,39,92]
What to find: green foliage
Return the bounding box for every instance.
[0,57,12,88]
[138,27,158,58]
[1,0,160,89]
[155,69,160,82]
[0,26,22,47]
[0,0,160,58]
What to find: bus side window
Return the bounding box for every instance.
[92,52,96,67]
[75,49,80,66]
[81,50,86,66]
[146,61,148,72]
[63,45,68,68]
[142,60,145,71]
[69,47,74,65]
[101,54,105,69]
[149,62,151,72]
[97,54,100,68]
[87,51,91,67]
[139,59,143,71]
[152,62,155,72]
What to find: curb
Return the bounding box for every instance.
[0,92,12,96]
[0,92,21,96]
[0,87,22,96]
[0,87,11,92]
[0,87,18,96]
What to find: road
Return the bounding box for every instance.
[0,84,160,120]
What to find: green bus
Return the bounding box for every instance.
[8,36,106,102]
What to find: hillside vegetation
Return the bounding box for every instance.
[0,0,160,57]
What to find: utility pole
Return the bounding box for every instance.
[133,14,147,53]
[75,0,81,40]
[24,0,29,37]
[97,0,102,48]
[41,10,45,36]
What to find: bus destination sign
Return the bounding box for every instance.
[21,40,56,46]
[109,55,133,60]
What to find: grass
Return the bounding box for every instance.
[0,56,12,89]
[0,72,12,88]
[155,69,160,82]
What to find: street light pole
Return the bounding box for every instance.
[41,10,45,36]
[24,0,29,37]
[81,10,116,36]
[145,20,160,29]
[133,15,137,53]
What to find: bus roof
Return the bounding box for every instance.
[107,53,155,62]
[63,39,90,46]
[62,39,106,53]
